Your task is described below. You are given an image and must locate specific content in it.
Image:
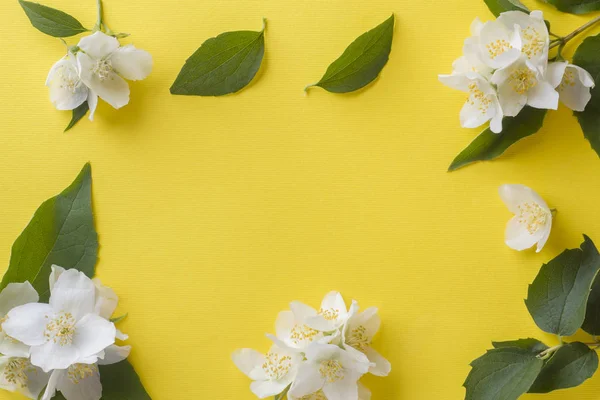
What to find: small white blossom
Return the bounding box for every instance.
[0,282,39,358]
[547,61,596,111]
[470,18,522,70]
[497,11,549,72]
[46,54,96,116]
[499,184,552,252]
[0,356,49,399]
[291,291,352,333]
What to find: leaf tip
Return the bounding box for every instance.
[261,17,267,32]
[304,83,317,93]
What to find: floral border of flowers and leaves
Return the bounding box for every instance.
[0,164,150,400]
[442,0,600,171]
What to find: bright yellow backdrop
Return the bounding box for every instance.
[1,0,600,398]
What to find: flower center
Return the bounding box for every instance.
[44,312,76,346]
[290,324,320,345]
[3,358,33,388]
[347,325,371,352]
[521,26,545,59]
[93,59,113,81]
[486,39,512,59]
[299,391,328,400]
[261,352,292,380]
[509,67,537,95]
[57,65,82,94]
[319,359,344,383]
[67,364,97,384]
[517,202,549,234]
[318,308,339,321]
[467,82,492,114]
[559,70,577,92]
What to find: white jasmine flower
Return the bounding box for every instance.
[0,356,50,399]
[76,31,153,110]
[288,343,371,400]
[460,18,495,78]
[291,291,352,333]
[472,19,522,70]
[343,307,391,377]
[499,184,552,252]
[232,345,301,399]
[439,72,504,133]
[288,383,371,400]
[498,11,549,72]
[0,282,39,358]
[491,56,558,116]
[267,307,326,352]
[2,269,116,372]
[547,61,596,112]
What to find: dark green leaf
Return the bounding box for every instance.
[448,107,547,171]
[544,0,600,14]
[64,101,89,132]
[18,0,88,37]
[528,342,598,393]
[170,21,265,96]
[464,347,543,400]
[525,235,600,336]
[484,0,529,16]
[492,338,549,354]
[0,163,97,302]
[583,269,600,334]
[100,361,151,399]
[574,35,600,158]
[307,14,394,93]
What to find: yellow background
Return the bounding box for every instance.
[0,0,600,398]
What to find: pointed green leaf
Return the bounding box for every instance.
[583,271,600,335]
[170,21,265,96]
[544,0,600,14]
[484,0,529,16]
[525,235,600,336]
[492,338,549,354]
[307,14,394,93]
[18,0,88,37]
[464,347,543,400]
[110,313,128,324]
[574,35,600,158]
[0,163,97,302]
[64,101,89,132]
[528,342,598,393]
[449,107,547,171]
[99,360,151,399]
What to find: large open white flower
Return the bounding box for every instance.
[288,343,371,400]
[46,54,89,111]
[2,269,116,372]
[499,184,552,252]
[472,19,522,70]
[547,61,595,112]
[232,345,301,399]
[76,31,153,110]
[497,11,549,72]
[292,291,352,333]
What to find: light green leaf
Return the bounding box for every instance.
[307,14,394,93]
[110,313,128,324]
[484,0,529,16]
[170,20,265,96]
[0,163,97,302]
[99,360,151,399]
[18,0,88,37]
[464,347,543,400]
[528,342,598,393]
[544,0,600,14]
[448,107,547,171]
[64,101,89,132]
[574,34,600,158]
[492,338,549,354]
[525,235,600,336]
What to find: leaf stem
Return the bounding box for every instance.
[550,15,600,50]
[538,344,562,360]
[95,0,103,30]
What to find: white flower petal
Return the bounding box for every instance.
[321,292,346,314]
[110,45,153,81]
[289,301,317,321]
[547,62,568,88]
[41,370,62,400]
[46,56,88,111]
[0,334,31,358]
[479,21,521,69]
[50,269,96,320]
[77,52,130,109]
[365,347,391,376]
[31,340,79,372]
[87,90,98,121]
[496,79,527,117]
[490,107,504,133]
[505,216,544,251]
[536,222,552,253]
[558,66,594,112]
[275,310,295,339]
[49,265,66,292]
[115,329,129,341]
[250,380,288,399]
[498,184,549,213]
[323,376,359,400]
[289,363,324,398]
[92,278,118,320]
[358,383,371,400]
[232,348,264,377]
[526,81,559,110]
[58,364,102,400]
[98,344,131,365]
[73,314,116,359]
[438,74,471,92]
[78,31,119,59]
[0,282,39,315]
[574,65,595,88]
[3,303,53,346]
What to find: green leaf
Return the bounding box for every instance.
[306,14,394,93]
[544,0,600,14]
[484,0,529,16]
[528,342,598,393]
[583,270,600,334]
[64,101,89,132]
[170,20,265,96]
[574,35,600,158]
[0,163,97,302]
[492,338,549,354]
[99,360,151,399]
[18,0,88,37]
[464,347,543,400]
[110,313,128,324]
[448,107,547,171]
[525,235,600,336]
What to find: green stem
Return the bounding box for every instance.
[95,0,103,30]
[550,15,600,50]
[538,344,562,360]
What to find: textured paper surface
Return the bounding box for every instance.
[0,0,600,398]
